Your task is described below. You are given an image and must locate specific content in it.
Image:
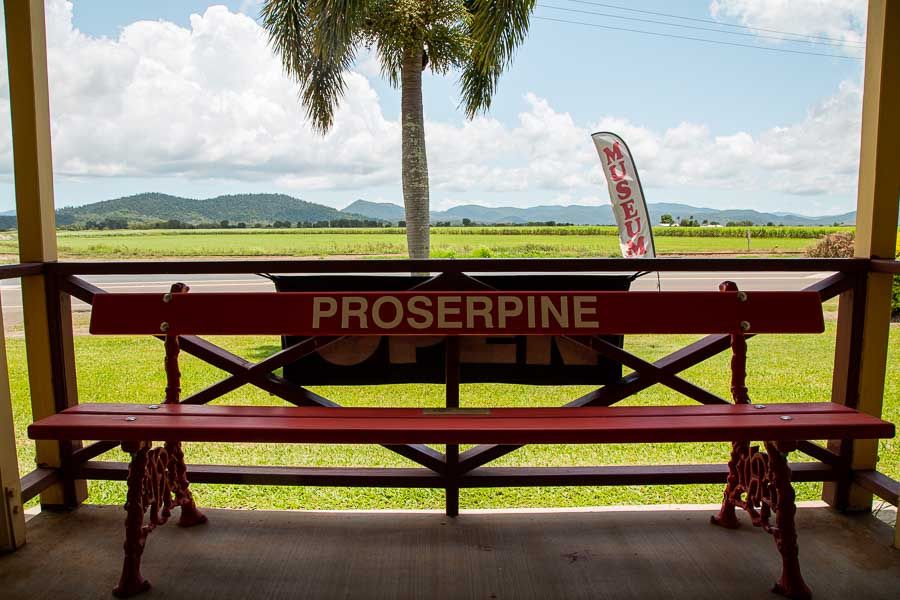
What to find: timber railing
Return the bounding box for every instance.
[2,257,898,517]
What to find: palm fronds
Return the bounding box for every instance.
[262,0,366,133]
[460,0,535,117]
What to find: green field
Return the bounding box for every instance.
[0,226,837,259]
[9,321,898,510]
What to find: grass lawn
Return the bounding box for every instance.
[0,229,815,259]
[9,321,898,510]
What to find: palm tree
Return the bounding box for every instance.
[261,0,535,259]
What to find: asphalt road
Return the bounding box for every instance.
[0,271,833,328]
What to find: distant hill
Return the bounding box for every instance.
[343,200,405,222]
[343,200,859,226]
[2,193,866,230]
[55,193,375,227]
[646,203,856,227]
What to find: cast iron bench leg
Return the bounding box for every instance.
[113,441,206,598]
[164,440,207,527]
[765,441,810,600]
[711,439,747,529]
[711,440,811,600]
[114,442,153,598]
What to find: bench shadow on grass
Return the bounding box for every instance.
[241,342,286,380]
[244,343,283,361]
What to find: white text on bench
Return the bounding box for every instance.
[311,295,601,331]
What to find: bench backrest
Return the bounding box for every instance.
[89,290,824,336]
[86,284,825,400]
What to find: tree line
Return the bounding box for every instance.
[70,218,577,230]
[658,214,848,228]
[429,219,575,227]
[72,218,390,230]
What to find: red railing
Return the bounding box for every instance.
[4,257,897,514]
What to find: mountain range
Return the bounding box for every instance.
[53,193,373,226]
[0,193,862,228]
[343,199,857,226]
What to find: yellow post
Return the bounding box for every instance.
[824,0,900,533]
[0,297,26,550]
[5,0,85,507]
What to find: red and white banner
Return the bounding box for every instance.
[591,132,656,258]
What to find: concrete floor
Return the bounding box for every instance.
[1,504,898,600]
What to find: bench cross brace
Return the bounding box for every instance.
[456,331,736,474]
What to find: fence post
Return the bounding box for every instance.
[4,0,86,508]
[823,0,899,526]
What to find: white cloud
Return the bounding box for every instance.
[424,81,862,204]
[354,48,384,79]
[0,1,864,210]
[709,0,867,45]
[756,80,862,195]
[0,1,400,189]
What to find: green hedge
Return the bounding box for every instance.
[892,275,899,318]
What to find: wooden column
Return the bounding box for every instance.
[824,0,900,526]
[5,0,85,507]
[0,297,26,550]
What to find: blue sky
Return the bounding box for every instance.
[0,1,870,215]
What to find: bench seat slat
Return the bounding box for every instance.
[29,407,893,445]
[62,402,858,419]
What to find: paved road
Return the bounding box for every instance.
[0,271,833,327]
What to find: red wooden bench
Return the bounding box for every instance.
[28,283,895,600]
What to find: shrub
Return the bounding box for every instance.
[892,276,899,319]
[895,243,900,318]
[805,234,897,318]
[805,232,855,258]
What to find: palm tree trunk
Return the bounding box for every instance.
[400,46,430,259]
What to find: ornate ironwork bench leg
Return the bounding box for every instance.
[765,442,809,600]
[164,440,207,528]
[711,439,747,530]
[113,441,206,598]
[163,284,207,529]
[711,440,811,600]
[113,282,208,596]
[114,442,152,598]
[710,282,811,599]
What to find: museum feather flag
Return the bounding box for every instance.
[591,132,656,258]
